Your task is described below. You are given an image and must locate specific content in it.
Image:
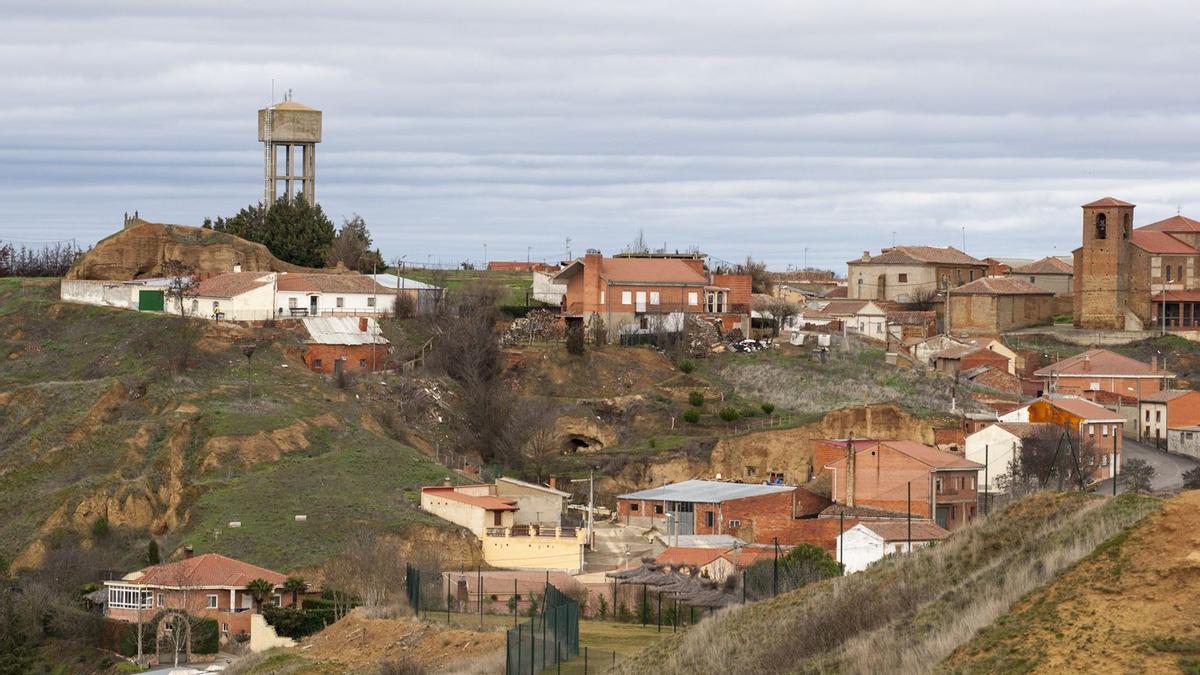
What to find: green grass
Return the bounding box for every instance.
[400,268,535,306]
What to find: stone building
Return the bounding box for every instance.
[946,276,1055,334]
[847,246,988,303]
[1010,256,1074,294]
[1073,197,1200,331]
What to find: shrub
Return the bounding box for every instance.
[566,326,585,355]
[761,403,775,415]
[1123,458,1156,494]
[392,293,416,319]
[688,391,704,407]
[648,438,657,449]
[264,606,333,639]
[678,359,696,374]
[91,517,109,539]
[718,407,740,422]
[741,408,757,418]
[682,409,701,424]
[1182,467,1200,489]
[598,595,609,619]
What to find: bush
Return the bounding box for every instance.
[393,293,416,319]
[741,408,757,418]
[264,606,333,639]
[118,613,219,656]
[91,517,109,539]
[761,403,775,415]
[1183,467,1200,489]
[682,409,701,424]
[688,391,704,407]
[678,359,696,374]
[718,407,740,422]
[566,326,585,355]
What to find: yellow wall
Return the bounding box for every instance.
[482,528,585,573]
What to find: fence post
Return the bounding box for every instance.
[513,579,518,627]
[657,591,662,632]
[516,623,522,675]
[584,646,588,674]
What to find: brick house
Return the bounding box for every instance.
[104,552,291,641]
[301,316,389,374]
[615,480,804,543]
[946,276,1056,334]
[930,344,1011,375]
[552,251,752,340]
[1139,389,1200,447]
[824,441,984,531]
[847,246,988,303]
[1032,348,1174,400]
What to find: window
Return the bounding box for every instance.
[935,477,944,492]
[1102,425,1109,437]
[1188,432,1195,440]
[653,504,663,514]
[898,273,908,283]
[649,291,660,305]
[893,543,904,554]
[273,594,283,607]
[157,593,164,608]
[1167,266,1174,283]
[1123,213,1131,239]
[289,297,297,308]
[629,503,639,512]
[358,359,367,368]
[1030,276,1036,283]
[706,512,715,528]
[206,594,218,609]
[687,292,699,306]
[1088,425,1095,436]
[313,358,322,368]
[969,270,976,281]
[1101,454,1110,466]
[1146,410,1151,421]
[1157,410,1162,422]
[621,291,632,305]
[599,291,605,304]
[745,466,757,476]
[222,623,229,634]
[336,297,344,308]
[108,587,154,609]
[728,519,742,528]
[367,296,376,307]
[1096,213,1107,240]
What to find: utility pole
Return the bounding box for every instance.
[906,481,912,553]
[1112,433,1118,496]
[983,444,989,516]
[569,470,596,551]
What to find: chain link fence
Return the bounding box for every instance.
[505,584,579,675]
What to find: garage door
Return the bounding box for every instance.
[138,290,164,312]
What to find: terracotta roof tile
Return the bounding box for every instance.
[421,486,519,511]
[276,273,395,294]
[599,258,707,285]
[1041,396,1126,422]
[1130,230,1197,254]
[850,246,985,267]
[992,422,1057,438]
[1140,389,1196,403]
[123,553,285,588]
[857,521,950,541]
[1138,214,1200,233]
[951,277,1054,296]
[655,547,727,567]
[194,272,273,298]
[1033,349,1173,378]
[1082,197,1135,207]
[1012,257,1073,275]
[877,441,984,469]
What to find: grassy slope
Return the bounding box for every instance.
[616,492,1161,675]
[400,268,538,307]
[0,278,458,572]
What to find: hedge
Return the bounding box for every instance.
[116,612,219,656]
[264,606,335,639]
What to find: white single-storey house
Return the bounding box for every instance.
[495,476,570,527]
[836,521,950,573]
[275,273,396,317]
[795,300,887,338]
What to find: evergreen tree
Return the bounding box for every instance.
[208,195,336,268]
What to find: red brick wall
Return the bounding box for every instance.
[961,349,1010,372]
[1167,392,1200,428]
[303,343,385,374]
[712,274,753,310]
[828,446,934,518]
[719,490,797,542]
[1050,374,1164,398]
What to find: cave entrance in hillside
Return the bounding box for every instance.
[562,435,602,453]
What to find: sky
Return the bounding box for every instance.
[4,1,1200,271]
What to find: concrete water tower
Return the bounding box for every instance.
[258,95,322,207]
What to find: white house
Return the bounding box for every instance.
[965,422,1057,493]
[275,273,396,317]
[175,271,277,321]
[420,485,518,537]
[795,300,888,338]
[836,521,949,573]
[495,476,570,527]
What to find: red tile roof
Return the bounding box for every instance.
[1033,348,1172,378]
[276,273,395,294]
[599,258,707,285]
[878,441,983,469]
[951,277,1054,296]
[1139,389,1197,403]
[1138,214,1200,233]
[1082,197,1135,207]
[856,521,950,542]
[194,272,273,298]
[1012,257,1073,275]
[992,422,1057,438]
[123,553,286,588]
[1151,290,1200,302]
[1130,230,1197,254]
[851,246,985,267]
[421,486,519,511]
[823,286,848,298]
[655,547,727,567]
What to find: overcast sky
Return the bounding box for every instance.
[4,1,1200,271]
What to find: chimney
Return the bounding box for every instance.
[442,476,452,487]
[1083,355,1091,372]
[583,249,603,310]
[548,476,557,490]
[233,263,242,273]
[845,434,856,508]
[183,545,194,559]
[359,317,368,332]
[861,251,871,262]
[1151,355,1158,372]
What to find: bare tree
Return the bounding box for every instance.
[1122,458,1156,494]
[755,297,798,337]
[520,400,561,482]
[1001,426,1100,493]
[903,287,939,311]
[742,256,773,294]
[160,259,199,318]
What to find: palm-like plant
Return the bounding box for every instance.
[283,576,308,607]
[246,578,274,613]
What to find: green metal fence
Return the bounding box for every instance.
[505,583,579,675]
[404,562,422,614]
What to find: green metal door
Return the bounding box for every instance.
[138,290,164,312]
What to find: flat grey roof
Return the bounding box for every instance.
[618,479,793,503]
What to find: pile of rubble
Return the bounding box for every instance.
[502,309,565,345]
[684,316,724,356]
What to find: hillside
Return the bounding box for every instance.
[946,490,1200,674]
[0,278,465,574]
[616,491,1161,674]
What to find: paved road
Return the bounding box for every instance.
[1095,437,1200,494]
